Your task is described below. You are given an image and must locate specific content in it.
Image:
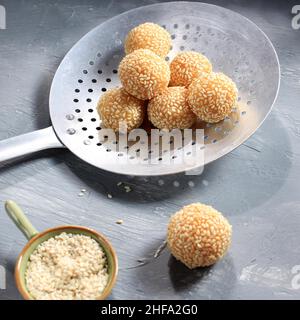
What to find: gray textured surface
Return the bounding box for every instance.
[0,0,299,300]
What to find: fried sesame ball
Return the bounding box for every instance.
[97,88,144,132]
[167,203,232,269]
[170,51,212,87]
[148,87,196,130]
[118,49,170,100]
[188,72,238,123]
[125,22,171,58]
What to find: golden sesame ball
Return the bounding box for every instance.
[148,87,196,130]
[118,49,170,100]
[167,203,232,269]
[187,72,238,123]
[125,22,171,58]
[97,87,144,132]
[170,51,212,87]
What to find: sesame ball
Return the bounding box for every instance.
[148,87,196,130]
[188,72,238,123]
[97,87,144,132]
[125,22,171,58]
[170,51,212,87]
[167,203,232,269]
[118,49,170,100]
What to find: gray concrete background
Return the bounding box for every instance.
[0,0,299,299]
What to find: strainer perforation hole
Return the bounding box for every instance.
[73,99,79,103]
[86,98,92,102]
[88,89,93,93]
[241,111,247,116]
[92,79,97,83]
[165,56,170,61]
[75,89,80,93]
[118,153,123,157]
[106,149,111,152]
[78,79,83,83]
[204,135,208,140]
[185,24,190,29]
[106,78,111,83]
[97,143,102,146]
[78,118,83,122]
[247,101,251,105]
[182,35,187,40]
[96,127,101,130]
[75,109,80,113]
[180,46,185,51]
[88,135,94,139]
[212,139,217,144]
[82,127,87,131]
[97,53,102,57]
[186,151,192,155]
[98,70,102,74]
[172,155,177,159]
[83,70,88,74]
[88,108,93,113]
[158,157,162,161]
[192,141,196,145]
[113,69,118,74]
[89,61,94,66]
[171,34,176,40]
[91,118,96,122]
[102,88,107,92]
[174,24,178,29]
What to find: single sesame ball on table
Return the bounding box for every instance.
[169,51,212,87]
[125,22,171,58]
[188,72,238,123]
[97,87,144,132]
[118,49,170,100]
[167,203,232,269]
[148,87,196,130]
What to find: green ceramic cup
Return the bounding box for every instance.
[5,200,118,300]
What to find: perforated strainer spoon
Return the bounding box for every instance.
[0,2,280,176]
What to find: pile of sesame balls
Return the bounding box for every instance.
[97,22,238,132]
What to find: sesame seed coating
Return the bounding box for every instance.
[167,203,232,269]
[188,72,238,123]
[97,87,144,132]
[118,49,170,100]
[125,22,171,58]
[148,87,196,130]
[170,51,212,87]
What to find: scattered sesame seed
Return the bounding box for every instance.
[107,193,113,199]
[116,219,123,225]
[124,185,132,193]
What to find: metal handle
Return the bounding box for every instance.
[0,126,64,162]
[5,200,39,240]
